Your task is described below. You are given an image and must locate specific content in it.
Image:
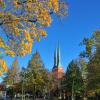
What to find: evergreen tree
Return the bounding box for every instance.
[62,60,84,100]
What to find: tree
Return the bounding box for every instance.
[63,60,84,100]
[81,30,100,98]
[22,51,49,98]
[77,58,88,100]
[0,0,67,76]
[4,58,20,85]
[87,50,100,96]
[0,0,68,57]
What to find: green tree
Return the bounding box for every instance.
[87,50,100,95]
[63,60,84,100]
[77,58,88,100]
[19,51,56,99]
[81,30,100,98]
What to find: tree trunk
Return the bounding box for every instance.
[72,95,75,100]
[95,92,99,100]
[83,91,88,100]
[33,85,35,100]
[22,82,24,100]
[83,97,87,100]
[72,79,75,100]
[68,96,70,100]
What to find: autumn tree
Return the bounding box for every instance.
[4,58,20,85]
[0,0,67,57]
[21,51,49,98]
[0,0,67,76]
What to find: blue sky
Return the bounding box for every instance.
[1,0,100,73]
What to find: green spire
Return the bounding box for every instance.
[57,43,62,67]
[53,43,62,70]
[54,48,57,67]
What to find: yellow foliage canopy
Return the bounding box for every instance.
[0,0,67,57]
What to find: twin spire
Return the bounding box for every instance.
[53,44,62,69]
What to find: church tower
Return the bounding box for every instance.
[52,45,64,79]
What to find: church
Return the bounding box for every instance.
[52,45,64,79]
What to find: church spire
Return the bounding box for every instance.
[54,48,57,67]
[57,44,62,67]
[52,43,64,79]
[53,43,62,70]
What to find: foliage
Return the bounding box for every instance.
[80,30,100,58]
[0,58,7,76]
[87,51,100,93]
[78,58,87,80]
[0,0,68,57]
[21,51,54,96]
[81,30,100,95]
[0,0,67,76]
[4,69,14,85]
[3,51,56,98]
[4,58,19,85]
[62,60,84,96]
[77,58,88,99]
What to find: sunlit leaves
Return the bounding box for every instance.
[0,58,7,76]
[81,30,100,94]
[0,0,67,57]
[82,30,100,58]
